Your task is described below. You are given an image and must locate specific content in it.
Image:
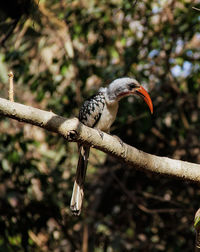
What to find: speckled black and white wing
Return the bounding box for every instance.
[79,92,106,128]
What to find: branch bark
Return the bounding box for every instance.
[0,97,200,182]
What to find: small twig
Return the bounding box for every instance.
[194,209,200,249]
[14,19,30,49]
[192,7,200,11]
[142,191,182,207]
[132,0,138,8]
[0,19,19,47]
[8,71,14,102]
[82,223,88,252]
[137,204,184,214]
[111,171,184,214]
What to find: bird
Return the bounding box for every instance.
[70,77,153,215]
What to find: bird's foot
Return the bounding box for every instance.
[95,128,104,139]
[113,135,124,147]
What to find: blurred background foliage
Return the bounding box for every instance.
[0,0,200,251]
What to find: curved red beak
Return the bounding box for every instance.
[135,86,153,114]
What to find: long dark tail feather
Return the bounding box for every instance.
[70,144,90,215]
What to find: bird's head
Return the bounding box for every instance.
[106,77,153,114]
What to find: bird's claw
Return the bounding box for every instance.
[96,128,104,139]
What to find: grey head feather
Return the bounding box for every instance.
[106,77,140,102]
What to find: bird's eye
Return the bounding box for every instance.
[128,83,137,90]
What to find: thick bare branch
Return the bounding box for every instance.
[0,97,199,182]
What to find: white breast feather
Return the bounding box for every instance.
[95,102,119,132]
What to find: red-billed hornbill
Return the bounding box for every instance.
[70,77,153,215]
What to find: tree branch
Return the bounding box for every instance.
[0,97,200,182]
